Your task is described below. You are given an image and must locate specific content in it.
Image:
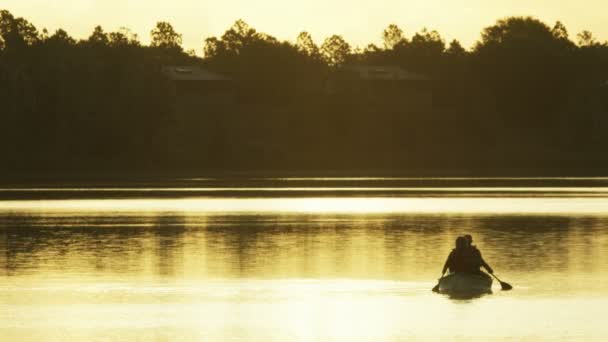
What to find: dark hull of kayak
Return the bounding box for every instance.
[438,273,493,295]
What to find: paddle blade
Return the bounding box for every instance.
[499,281,513,291]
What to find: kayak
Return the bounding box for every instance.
[438,272,493,295]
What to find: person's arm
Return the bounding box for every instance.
[442,251,453,276]
[478,251,494,274]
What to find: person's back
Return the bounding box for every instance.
[442,236,470,275]
[460,245,482,273]
[449,248,473,273]
[463,234,494,275]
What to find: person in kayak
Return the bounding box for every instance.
[441,236,471,276]
[463,234,494,275]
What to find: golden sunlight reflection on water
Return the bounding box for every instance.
[3,277,608,341]
[2,196,608,215]
[2,188,608,340]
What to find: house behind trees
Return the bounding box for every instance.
[325,65,433,109]
[162,65,235,116]
[161,65,235,164]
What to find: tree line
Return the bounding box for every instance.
[1,9,608,176]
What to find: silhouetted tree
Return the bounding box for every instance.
[321,34,351,66]
[150,21,182,51]
[410,28,445,56]
[203,36,224,58]
[86,25,109,46]
[552,21,569,40]
[390,28,445,74]
[577,30,597,47]
[0,9,39,52]
[382,24,406,50]
[575,31,608,88]
[108,27,140,47]
[46,29,75,45]
[296,31,320,58]
[446,39,466,56]
[203,19,327,104]
[473,16,578,133]
[1,9,608,175]
[220,19,259,54]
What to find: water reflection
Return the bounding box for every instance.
[2,195,608,340]
[2,212,608,288]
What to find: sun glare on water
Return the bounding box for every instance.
[1,197,608,215]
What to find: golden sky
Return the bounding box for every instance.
[3,0,607,54]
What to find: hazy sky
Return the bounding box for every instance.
[3,0,607,54]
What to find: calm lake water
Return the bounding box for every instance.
[2,177,608,341]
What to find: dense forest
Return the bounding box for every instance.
[1,9,608,177]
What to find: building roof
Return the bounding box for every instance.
[162,66,230,81]
[343,65,431,81]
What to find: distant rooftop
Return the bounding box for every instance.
[162,66,230,81]
[343,65,430,81]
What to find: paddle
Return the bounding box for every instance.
[490,273,513,290]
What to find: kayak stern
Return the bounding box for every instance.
[438,272,493,295]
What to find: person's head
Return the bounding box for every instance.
[464,234,473,246]
[455,236,467,250]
